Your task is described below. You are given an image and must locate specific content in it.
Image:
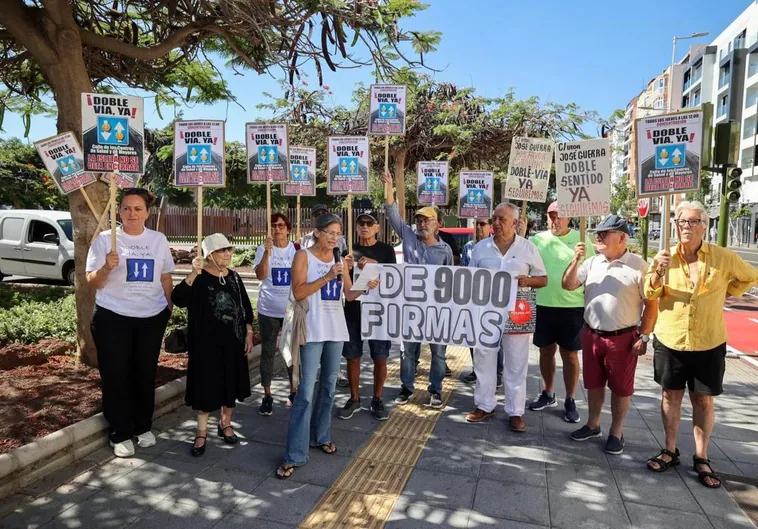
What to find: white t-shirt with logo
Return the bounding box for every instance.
[304,249,349,343]
[86,227,175,318]
[254,242,298,318]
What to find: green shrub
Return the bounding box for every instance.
[0,294,78,344]
[231,247,256,268]
[0,287,70,310]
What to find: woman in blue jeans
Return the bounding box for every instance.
[276,214,379,479]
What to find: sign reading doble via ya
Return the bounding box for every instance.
[458,171,493,219]
[173,120,225,187]
[282,146,317,197]
[246,123,289,183]
[503,137,554,202]
[327,136,370,194]
[369,84,406,135]
[555,138,611,217]
[361,264,517,350]
[81,93,145,174]
[417,161,449,206]
[34,132,98,195]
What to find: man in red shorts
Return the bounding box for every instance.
[561,215,657,454]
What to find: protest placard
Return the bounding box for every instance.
[360,264,517,350]
[34,132,98,195]
[81,93,145,174]
[635,110,703,197]
[555,138,611,218]
[327,136,370,195]
[246,123,289,183]
[282,146,317,197]
[458,171,493,219]
[369,84,407,135]
[173,120,225,187]
[417,161,449,206]
[503,137,554,202]
[503,289,537,334]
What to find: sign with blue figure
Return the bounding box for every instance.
[425,177,441,191]
[272,267,291,286]
[258,145,278,165]
[97,116,129,146]
[655,144,686,170]
[379,103,397,119]
[56,155,80,175]
[188,145,211,165]
[321,279,342,301]
[467,189,485,203]
[291,164,309,181]
[338,157,359,175]
[126,258,155,282]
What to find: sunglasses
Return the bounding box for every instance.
[358,220,376,227]
[476,221,490,227]
[272,223,288,229]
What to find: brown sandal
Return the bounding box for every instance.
[276,464,295,480]
[319,442,337,455]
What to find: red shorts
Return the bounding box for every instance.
[582,326,639,397]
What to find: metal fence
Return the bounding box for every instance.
[149,206,462,247]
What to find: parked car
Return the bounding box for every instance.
[0,210,75,285]
[649,229,660,240]
[393,227,474,264]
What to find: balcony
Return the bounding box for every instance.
[719,74,731,89]
[717,104,729,118]
[750,63,758,79]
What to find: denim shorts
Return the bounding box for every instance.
[343,311,390,360]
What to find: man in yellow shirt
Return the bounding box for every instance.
[644,201,758,489]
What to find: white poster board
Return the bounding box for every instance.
[173,120,225,187]
[369,84,407,135]
[246,123,289,183]
[458,171,494,219]
[417,161,449,206]
[503,137,555,202]
[326,136,370,195]
[34,132,98,194]
[555,138,611,218]
[282,146,317,196]
[81,93,145,174]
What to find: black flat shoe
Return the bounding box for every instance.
[217,423,238,445]
[191,436,206,457]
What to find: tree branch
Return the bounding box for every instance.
[78,19,216,61]
[0,0,56,65]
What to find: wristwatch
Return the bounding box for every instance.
[639,333,650,343]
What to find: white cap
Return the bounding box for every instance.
[201,233,232,256]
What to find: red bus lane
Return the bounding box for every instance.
[725,293,758,355]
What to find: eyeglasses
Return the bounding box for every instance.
[416,217,435,225]
[319,229,342,238]
[272,223,288,230]
[676,219,702,228]
[358,220,376,227]
[593,231,620,240]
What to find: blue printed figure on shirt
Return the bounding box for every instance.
[272,267,291,286]
[126,258,154,282]
[320,278,342,301]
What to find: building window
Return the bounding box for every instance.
[693,89,701,107]
[655,78,665,94]
[653,97,665,110]
[718,94,729,117]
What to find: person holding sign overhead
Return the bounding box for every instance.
[465,202,547,433]
[171,234,254,457]
[276,214,379,479]
[381,170,453,409]
[86,188,174,458]
[255,213,298,416]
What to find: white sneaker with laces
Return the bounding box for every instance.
[110,439,136,458]
[136,431,156,448]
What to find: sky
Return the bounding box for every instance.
[1,0,753,144]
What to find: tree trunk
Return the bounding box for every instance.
[395,148,407,220]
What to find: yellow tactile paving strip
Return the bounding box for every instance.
[299,344,469,529]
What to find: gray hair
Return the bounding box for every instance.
[494,202,520,220]
[674,200,709,225]
[315,213,343,231]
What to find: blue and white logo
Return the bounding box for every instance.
[291,165,309,181]
[655,144,686,170]
[425,177,441,191]
[467,189,484,203]
[188,146,210,165]
[271,267,291,286]
[126,259,154,282]
[379,103,397,119]
[56,155,80,175]
[97,116,129,146]
[258,146,278,164]
[338,157,359,175]
[320,279,342,301]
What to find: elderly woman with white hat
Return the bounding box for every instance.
[172,233,254,457]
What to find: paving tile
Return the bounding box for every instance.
[0,493,35,519]
[213,512,296,529]
[612,468,701,513]
[1,485,100,529]
[211,440,281,476]
[168,466,265,512]
[415,437,486,477]
[327,428,374,458]
[158,435,239,463]
[42,489,157,529]
[430,414,490,441]
[401,468,477,511]
[233,478,326,526]
[286,453,352,488]
[465,512,549,529]
[625,502,712,529]
[70,456,151,488]
[712,438,758,464]
[472,479,549,527]
[651,431,728,460]
[548,493,630,529]
[386,497,469,528]
[709,513,758,529]
[105,456,209,500]
[19,460,99,498]
[127,499,225,529]
[479,445,546,489]
[546,462,621,502]
[677,467,752,520]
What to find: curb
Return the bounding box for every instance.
[0,344,274,499]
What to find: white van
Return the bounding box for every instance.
[0,210,76,285]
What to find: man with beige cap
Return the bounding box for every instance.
[381,170,453,409]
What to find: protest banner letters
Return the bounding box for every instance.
[503,137,554,202]
[555,138,611,218]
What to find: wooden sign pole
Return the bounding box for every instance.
[79,187,101,220]
[580,217,587,241]
[519,200,528,236]
[197,185,203,256]
[266,179,272,237]
[347,192,353,254]
[296,194,301,241]
[110,171,117,251]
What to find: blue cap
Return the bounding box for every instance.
[590,214,630,235]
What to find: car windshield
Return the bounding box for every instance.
[57,219,73,241]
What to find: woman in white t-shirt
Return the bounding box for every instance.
[276,214,379,480]
[86,188,175,458]
[254,213,298,416]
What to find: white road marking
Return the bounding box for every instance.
[750,318,758,325]
[726,344,758,368]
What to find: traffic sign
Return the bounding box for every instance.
[638,198,649,218]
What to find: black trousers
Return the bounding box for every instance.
[91,305,170,443]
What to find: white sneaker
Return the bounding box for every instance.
[110,439,135,458]
[136,431,156,448]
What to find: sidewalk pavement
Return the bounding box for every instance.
[2,344,758,529]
